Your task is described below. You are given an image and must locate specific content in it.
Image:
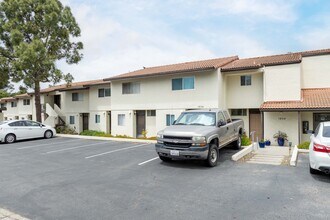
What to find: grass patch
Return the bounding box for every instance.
[297,141,310,149]
[80,130,112,137]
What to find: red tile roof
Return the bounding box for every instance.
[260,88,330,111]
[40,79,106,93]
[14,93,31,98]
[222,53,302,72]
[104,56,239,81]
[0,97,15,103]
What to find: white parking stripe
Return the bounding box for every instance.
[17,139,80,149]
[43,141,109,154]
[138,157,159,166]
[85,143,150,159]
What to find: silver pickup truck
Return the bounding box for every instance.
[155,109,244,167]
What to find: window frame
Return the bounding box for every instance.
[23,99,30,106]
[118,114,125,126]
[166,114,175,126]
[240,75,252,86]
[69,116,75,125]
[72,93,83,101]
[147,110,156,117]
[122,82,140,95]
[11,102,17,108]
[231,109,247,116]
[172,76,195,91]
[98,88,111,98]
[95,114,101,124]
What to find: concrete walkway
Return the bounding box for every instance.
[247,146,291,166]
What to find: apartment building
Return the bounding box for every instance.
[1,48,330,146]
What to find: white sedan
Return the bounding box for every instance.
[309,121,330,175]
[0,120,56,144]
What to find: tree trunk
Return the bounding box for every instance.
[34,81,42,122]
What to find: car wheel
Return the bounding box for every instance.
[233,135,242,150]
[44,130,53,139]
[309,165,319,175]
[159,155,172,162]
[206,144,218,167]
[5,134,16,144]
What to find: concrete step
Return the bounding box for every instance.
[246,161,282,165]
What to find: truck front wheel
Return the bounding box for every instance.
[206,144,218,167]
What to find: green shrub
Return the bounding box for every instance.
[297,141,310,149]
[114,134,133,139]
[80,130,112,137]
[241,134,252,146]
[56,125,77,135]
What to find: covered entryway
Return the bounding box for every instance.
[249,109,263,141]
[106,111,111,134]
[313,113,330,130]
[136,110,146,138]
[82,113,89,131]
[54,95,61,108]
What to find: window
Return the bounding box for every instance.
[122,82,140,94]
[8,121,26,127]
[1,103,6,108]
[323,126,330,137]
[147,110,156,117]
[118,114,125,126]
[98,88,111,97]
[231,109,247,116]
[23,99,30,105]
[69,116,75,124]
[172,77,195,90]
[241,75,251,86]
[72,93,83,101]
[218,112,226,123]
[11,102,17,107]
[25,121,40,127]
[166,114,175,126]
[95,114,100,123]
[174,112,216,126]
[223,111,232,123]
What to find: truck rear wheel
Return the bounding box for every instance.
[159,155,172,162]
[206,144,218,167]
[233,135,242,150]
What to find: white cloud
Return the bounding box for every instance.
[211,0,297,22]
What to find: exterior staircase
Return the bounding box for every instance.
[43,103,66,128]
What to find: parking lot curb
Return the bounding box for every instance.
[232,144,254,161]
[56,134,157,144]
[0,207,29,220]
[290,145,298,166]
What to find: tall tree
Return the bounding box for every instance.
[0,0,83,122]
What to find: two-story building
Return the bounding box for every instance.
[0,94,33,121]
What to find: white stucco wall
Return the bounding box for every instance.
[302,55,330,88]
[88,111,108,132]
[226,72,263,108]
[111,70,219,111]
[89,84,111,111]
[111,110,134,137]
[264,112,299,146]
[62,90,90,113]
[264,64,301,101]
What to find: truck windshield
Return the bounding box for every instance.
[174,112,216,126]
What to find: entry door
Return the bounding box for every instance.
[249,109,263,141]
[82,113,89,131]
[136,110,146,138]
[54,95,61,108]
[313,113,330,130]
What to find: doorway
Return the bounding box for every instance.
[249,109,263,141]
[136,110,146,138]
[82,113,89,131]
[106,111,111,134]
[313,113,330,130]
[54,95,61,108]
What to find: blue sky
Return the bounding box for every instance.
[59,0,330,82]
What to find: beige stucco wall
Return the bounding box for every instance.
[302,55,330,88]
[111,70,219,111]
[264,112,299,146]
[111,110,134,137]
[301,112,313,143]
[0,112,3,121]
[89,84,111,111]
[264,64,301,101]
[62,90,90,113]
[89,111,108,132]
[225,72,263,109]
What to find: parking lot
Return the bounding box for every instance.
[0,137,329,220]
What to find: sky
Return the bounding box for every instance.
[58,0,330,82]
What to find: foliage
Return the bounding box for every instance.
[0,89,11,99]
[273,131,288,141]
[0,0,83,121]
[241,133,252,146]
[56,125,77,135]
[141,129,148,139]
[297,141,310,150]
[80,130,112,137]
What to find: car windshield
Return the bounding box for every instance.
[174,112,216,126]
[323,126,330,137]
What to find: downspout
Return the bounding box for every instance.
[298,111,301,145]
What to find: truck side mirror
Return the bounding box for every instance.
[172,120,176,125]
[217,120,226,127]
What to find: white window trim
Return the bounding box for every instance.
[171,76,195,91]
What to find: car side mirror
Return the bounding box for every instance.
[307,130,314,134]
[172,120,176,125]
[217,120,226,127]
